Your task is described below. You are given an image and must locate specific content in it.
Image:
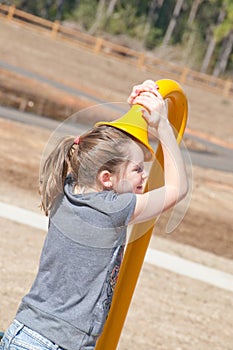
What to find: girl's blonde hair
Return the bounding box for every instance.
[39,125,133,215]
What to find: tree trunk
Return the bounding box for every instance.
[182,29,197,64]
[187,0,202,27]
[182,0,202,64]
[56,0,65,20]
[162,0,184,47]
[44,0,53,19]
[106,0,118,18]
[200,35,216,73]
[201,7,226,73]
[89,0,106,34]
[143,0,161,39]
[213,31,233,77]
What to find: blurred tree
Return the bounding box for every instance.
[143,0,163,43]
[44,0,52,19]
[213,31,233,76]
[213,0,233,76]
[181,0,203,64]
[106,0,118,18]
[69,0,97,30]
[4,0,79,20]
[89,0,106,34]
[162,0,185,46]
[201,1,226,73]
[187,0,202,26]
[2,0,232,76]
[56,0,65,20]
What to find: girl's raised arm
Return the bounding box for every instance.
[129,80,188,225]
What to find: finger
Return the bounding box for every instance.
[133,95,167,119]
[140,108,161,129]
[139,84,159,97]
[130,84,143,98]
[140,108,151,123]
[127,86,142,104]
[132,95,158,111]
[142,80,159,90]
[140,91,158,98]
[128,88,159,105]
[133,93,156,103]
[135,91,162,105]
[128,81,159,104]
[141,80,159,94]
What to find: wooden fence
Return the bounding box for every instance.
[0,4,232,98]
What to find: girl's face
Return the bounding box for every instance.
[113,141,147,194]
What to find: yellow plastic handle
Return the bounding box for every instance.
[95,79,188,350]
[157,78,188,144]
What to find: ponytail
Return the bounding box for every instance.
[39,136,75,216]
[39,125,134,216]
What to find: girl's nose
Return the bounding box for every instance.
[142,169,148,180]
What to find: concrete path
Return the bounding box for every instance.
[0,201,232,293]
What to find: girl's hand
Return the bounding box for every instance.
[128,80,168,128]
[127,80,159,105]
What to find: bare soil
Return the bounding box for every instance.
[0,19,233,350]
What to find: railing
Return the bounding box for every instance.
[0,4,232,98]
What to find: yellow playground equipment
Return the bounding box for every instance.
[95,79,188,349]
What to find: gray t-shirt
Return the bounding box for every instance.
[16,175,136,349]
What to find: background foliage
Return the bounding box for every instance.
[2,0,233,77]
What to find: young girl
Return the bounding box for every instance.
[1,80,188,350]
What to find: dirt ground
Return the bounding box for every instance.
[0,19,233,349]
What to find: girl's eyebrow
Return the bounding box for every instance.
[132,161,144,168]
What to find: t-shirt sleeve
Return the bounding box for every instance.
[107,192,137,228]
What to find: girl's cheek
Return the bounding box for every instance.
[117,179,133,193]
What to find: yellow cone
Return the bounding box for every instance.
[96,104,154,160]
[95,79,188,162]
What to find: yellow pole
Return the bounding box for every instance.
[95,79,188,350]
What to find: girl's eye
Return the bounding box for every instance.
[136,166,143,173]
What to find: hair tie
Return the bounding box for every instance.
[74,136,80,145]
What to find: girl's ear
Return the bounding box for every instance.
[98,170,113,189]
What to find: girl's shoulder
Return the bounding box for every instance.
[63,175,136,222]
[70,189,136,209]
